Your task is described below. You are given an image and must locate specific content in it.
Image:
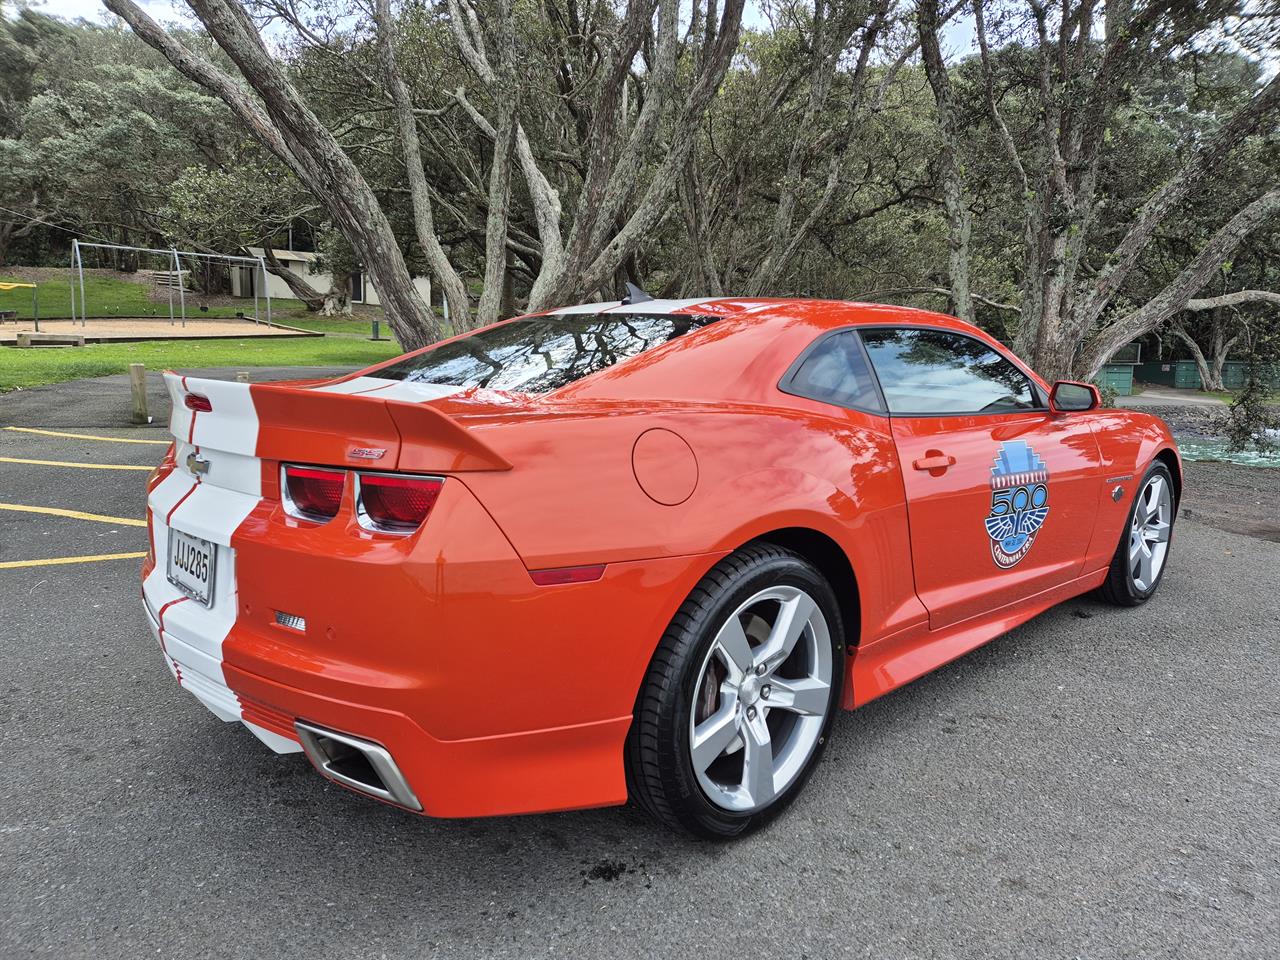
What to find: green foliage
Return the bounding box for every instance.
[1225,333,1280,454]
[1090,379,1120,409]
[163,153,314,252]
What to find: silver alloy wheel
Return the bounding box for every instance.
[1129,473,1173,591]
[689,585,833,813]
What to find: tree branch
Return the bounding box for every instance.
[1183,289,1280,312]
[1080,71,1280,328]
[1078,188,1280,378]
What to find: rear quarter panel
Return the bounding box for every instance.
[458,403,924,647]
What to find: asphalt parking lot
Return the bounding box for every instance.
[2,375,1278,959]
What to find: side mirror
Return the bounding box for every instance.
[1050,380,1100,413]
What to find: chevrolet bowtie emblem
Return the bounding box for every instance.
[186,452,210,475]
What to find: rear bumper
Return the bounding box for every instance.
[144,582,637,817]
[143,464,723,817]
[228,663,634,817]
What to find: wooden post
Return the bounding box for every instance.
[128,363,149,424]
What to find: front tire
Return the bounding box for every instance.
[1098,460,1176,606]
[626,544,844,839]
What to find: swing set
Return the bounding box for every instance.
[0,280,39,329]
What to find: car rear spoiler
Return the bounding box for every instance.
[166,372,511,472]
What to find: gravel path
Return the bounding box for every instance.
[0,318,312,343]
[1181,460,1280,542]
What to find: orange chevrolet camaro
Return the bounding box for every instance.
[142,295,1180,838]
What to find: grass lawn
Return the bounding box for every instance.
[274,313,396,336]
[1,273,251,320]
[0,336,403,391]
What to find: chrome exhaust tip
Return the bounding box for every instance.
[294,721,422,812]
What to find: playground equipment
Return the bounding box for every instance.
[69,239,273,327]
[0,280,39,330]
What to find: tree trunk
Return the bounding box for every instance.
[1078,72,1280,332]
[1209,337,1239,392]
[376,0,471,329]
[104,0,444,352]
[1172,321,1217,391]
[973,0,1280,378]
[320,271,353,317]
[744,2,904,297]
[260,244,326,311]
[918,0,973,323]
[545,0,746,306]
[677,153,723,297]
[475,0,518,327]
[446,1,564,312]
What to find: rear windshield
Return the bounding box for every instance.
[374,313,717,392]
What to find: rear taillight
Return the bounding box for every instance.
[185,393,213,412]
[282,465,345,522]
[356,473,443,533]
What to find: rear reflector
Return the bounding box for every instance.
[356,474,443,533]
[529,564,606,586]
[184,394,213,412]
[282,465,345,522]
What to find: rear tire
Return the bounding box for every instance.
[1098,460,1176,607]
[626,544,844,839]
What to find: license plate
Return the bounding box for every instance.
[167,529,216,607]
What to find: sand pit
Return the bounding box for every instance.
[0,317,320,345]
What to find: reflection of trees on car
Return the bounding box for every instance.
[385,314,718,392]
[863,329,1035,411]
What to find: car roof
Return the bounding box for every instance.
[548,296,982,337]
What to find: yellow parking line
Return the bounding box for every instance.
[0,456,151,471]
[0,551,147,570]
[3,426,170,445]
[0,503,147,527]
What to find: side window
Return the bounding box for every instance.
[859,328,1039,415]
[784,331,884,412]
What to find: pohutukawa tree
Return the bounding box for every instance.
[89,0,1277,365]
[103,0,747,345]
[917,0,1280,382]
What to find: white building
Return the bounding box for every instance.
[229,248,433,308]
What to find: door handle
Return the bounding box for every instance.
[912,452,956,473]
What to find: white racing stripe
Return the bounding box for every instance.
[602,297,713,314]
[189,377,260,457]
[549,300,623,314]
[146,373,301,754]
[309,375,401,395]
[311,376,465,403]
[165,374,196,444]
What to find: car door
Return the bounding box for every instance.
[858,326,1104,629]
